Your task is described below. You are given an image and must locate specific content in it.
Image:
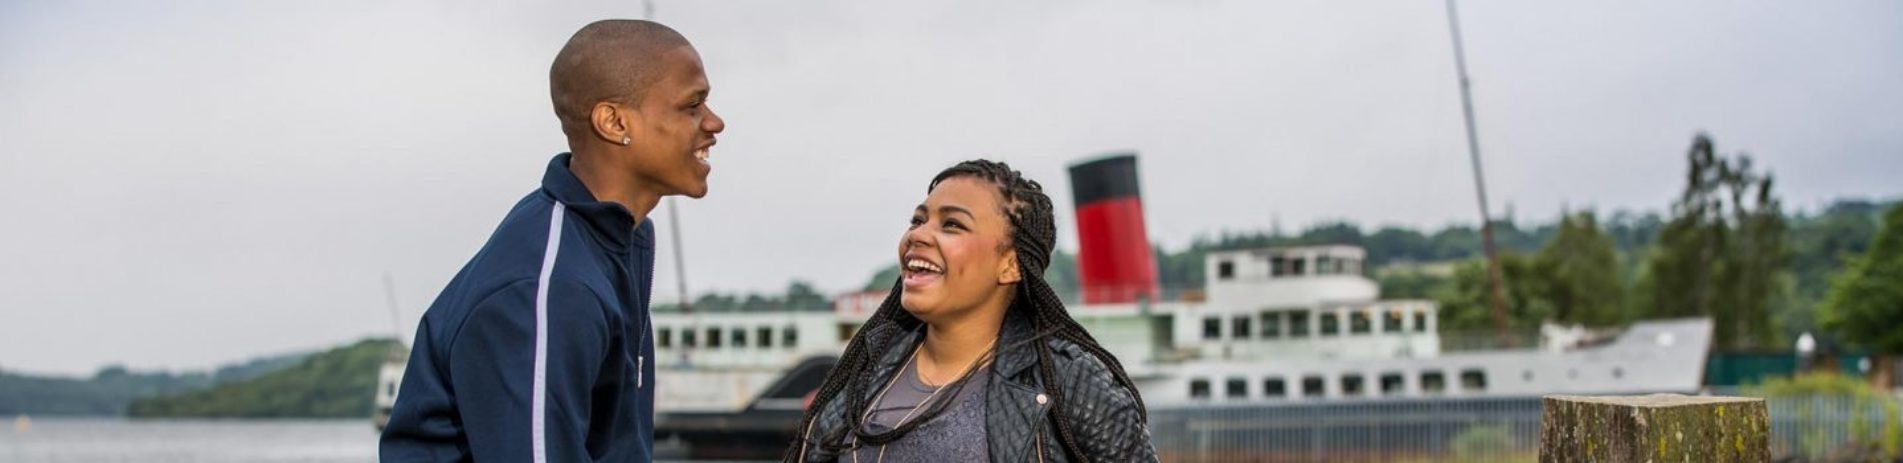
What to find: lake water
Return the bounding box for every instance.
[0,418,758,462]
[1,418,376,462]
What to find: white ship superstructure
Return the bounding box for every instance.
[639,244,1710,414]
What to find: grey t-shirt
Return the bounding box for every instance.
[851,357,990,462]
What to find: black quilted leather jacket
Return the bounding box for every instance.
[789,310,1157,462]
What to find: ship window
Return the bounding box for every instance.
[683,329,698,348]
[1261,311,1282,339]
[1190,379,1211,400]
[1203,317,1222,340]
[732,328,747,347]
[1383,311,1403,333]
[657,327,673,349]
[1264,378,1287,398]
[1612,367,1624,379]
[1341,374,1365,396]
[1380,373,1404,395]
[783,326,798,347]
[706,327,723,348]
[758,327,774,348]
[1271,256,1289,277]
[1349,311,1371,335]
[1225,378,1247,398]
[1316,255,1333,275]
[1301,376,1325,398]
[1289,312,1311,337]
[1217,260,1235,280]
[1232,316,1252,340]
[1290,257,1306,276]
[1320,313,1340,336]
[1413,311,1428,333]
[1523,370,1534,382]
[1460,369,1487,392]
[1422,371,1446,394]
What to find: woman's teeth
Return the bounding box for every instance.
[905,259,942,273]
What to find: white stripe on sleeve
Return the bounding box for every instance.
[531,203,565,463]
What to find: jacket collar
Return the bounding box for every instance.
[991,305,1045,379]
[867,324,921,399]
[813,311,1056,462]
[541,152,652,252]
[986,307,1054,461]
[867,307,1044,387]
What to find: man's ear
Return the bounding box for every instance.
[590,101,635,145]
[998,248,1022,285]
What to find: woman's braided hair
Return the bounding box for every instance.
[786,159,1146,461]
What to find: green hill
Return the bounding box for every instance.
[1,350,310,416]
[127,338,399,418]
[1,368,210,415]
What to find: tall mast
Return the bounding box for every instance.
[643,0,692,315]
[1445,0,1511,345]
[667,199,690,313]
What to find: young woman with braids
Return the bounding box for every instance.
[786,160,1156,462]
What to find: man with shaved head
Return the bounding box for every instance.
[382,19,724,462]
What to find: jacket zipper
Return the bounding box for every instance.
[796,418,816,463]
[1035,429,1045,463]
[630,226,649,389]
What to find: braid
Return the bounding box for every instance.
[786,160,1146,462]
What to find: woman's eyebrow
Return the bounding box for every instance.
[936,205,976,221]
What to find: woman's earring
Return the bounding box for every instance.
[620,136,631,146]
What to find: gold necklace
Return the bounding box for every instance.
[851,336,997,463]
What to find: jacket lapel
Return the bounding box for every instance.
[986,309,1052,461]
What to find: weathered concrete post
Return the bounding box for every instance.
[1540,394,1769,462]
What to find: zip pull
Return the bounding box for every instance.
[637,355,644,388]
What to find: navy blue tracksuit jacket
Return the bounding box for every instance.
[381,153,657,462]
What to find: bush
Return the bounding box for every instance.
[1750,372,1902,459]
[1450,423,1516,460]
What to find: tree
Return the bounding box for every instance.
[1639,133,1790,349]
[1046,249,1081,296]
[862,264,901,292]
[1366,227,1432,264]
[1435,212,1629,334]
[1437,252,1554,334]
[1784,201,1885,339]
[784,280,829,310]
[1819,203,1903,390]
[1536,211,1628,326]
[1377,267,1451,300]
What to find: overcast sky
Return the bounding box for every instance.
[3,0,1899,375]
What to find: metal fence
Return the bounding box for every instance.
[1762,394,1902,461]
[1146,393,1901,462]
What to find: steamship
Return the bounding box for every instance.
[375,153,1712,458]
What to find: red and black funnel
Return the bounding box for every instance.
[1067,153,1161,305]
